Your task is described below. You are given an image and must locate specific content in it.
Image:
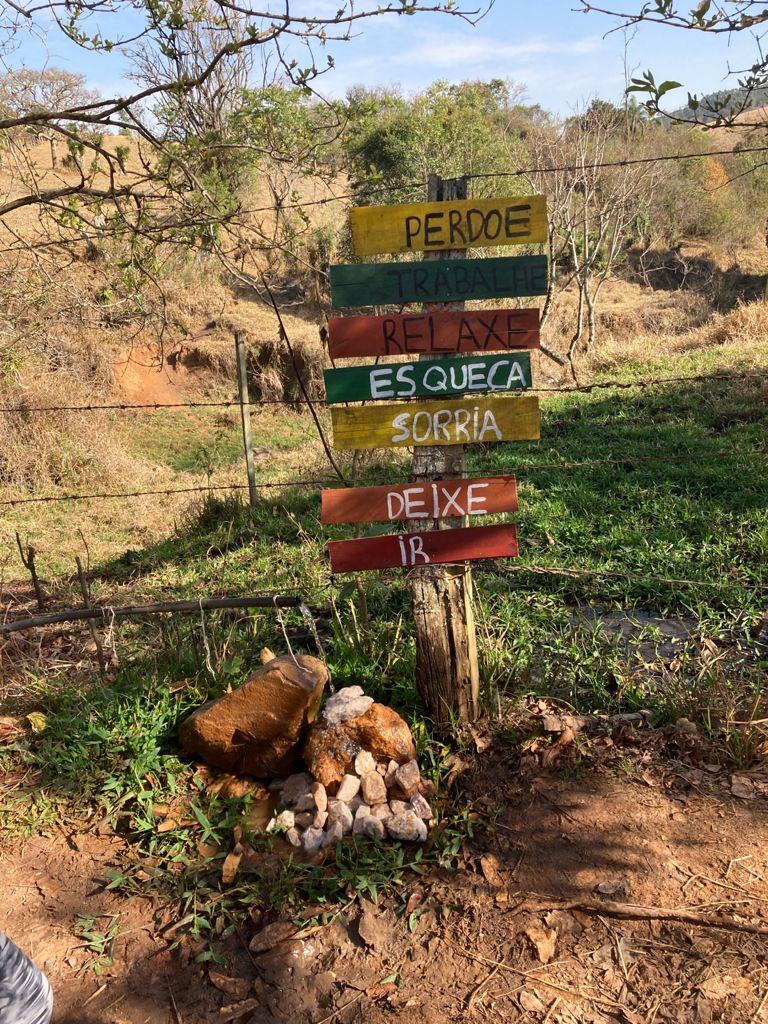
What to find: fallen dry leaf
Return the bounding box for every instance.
[525,925,557,964]
[249,921,297,954]
[219,998,261,1021]
[209,971,250,1000]
[698,974,753,1000]
[519,990,547,1012]
[730,776,756,800]
[221,850,242,885]
[479,853,504,888]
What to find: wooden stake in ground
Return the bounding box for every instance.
[15,532,45,611]
[234,330,258,508]
[407,173,480,729]
[75,555,108,681]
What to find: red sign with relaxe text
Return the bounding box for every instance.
[321,476,518,525]
[327,308,540,359]
[328,523,519,574]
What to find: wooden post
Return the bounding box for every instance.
[407,173,480,730]
[234,330,258,507]
[75,556,108,682]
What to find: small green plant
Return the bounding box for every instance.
[73,914,121,974]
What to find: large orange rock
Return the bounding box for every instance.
[179,654,328,778]
[303,702,416,791]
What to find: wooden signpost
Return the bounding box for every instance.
[349,195,547,256]
[321,476,518,525]
[321,175,548,729]
[330,395,540,450]
[330,254,548,308]
[324,352,532,404]
[327,307,540,358]
[328,523,518,574]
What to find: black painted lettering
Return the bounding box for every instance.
[387,267,409,300]
[477,314,503,348]
[484,209,502,240]
[531,262,548,293]
[402,316,427,352]
[491,263,512,294]
[466,208,485,243]
[505,311,525,342]
[433,266,451,295]
[505,204,532,238]
[448,209,467,246]
[473,264,494,293]
[382,318,402,354]
[423,211,444,248]
[457,317,480,350]
[412,268,430,297]
[404,215,421,248]
[452,265,470,294]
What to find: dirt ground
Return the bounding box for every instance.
[3,725,768,1024]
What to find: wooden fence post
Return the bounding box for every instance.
[234,330,258,508]
[407,173,480,730]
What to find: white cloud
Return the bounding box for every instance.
[387,30,602,69]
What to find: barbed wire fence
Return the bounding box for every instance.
[2,147,768,663]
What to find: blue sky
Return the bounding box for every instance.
[10,1,759,114]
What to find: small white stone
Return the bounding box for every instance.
[360,816,386,840]
[293,793,316,813]
[323,687,374,725]
[371,804,392,823]
[311,781,327,813]
[354,802,371,822]
[394,760,420,797]
[384,760,399,787]
[323,820,344,846]
[353,813,370,835]
[286,827,302,847]
[386,810,427,842]
[302,827,325,853]
[327,800,353,834]
[361,771,387,806]
[354,750,376,776]
[313,809,328,829]
[279,772,313,804]
[275,809,295,830]
[336,774,361,803]
[389,799,410,816]
[410,793,433,821]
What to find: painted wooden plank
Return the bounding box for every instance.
[349,195,547,257]
[330,255,548,308]
[330,395,540,451]
[324,353,532,404]
[329,523,519,573]
[321,475,518,525]
[327,307,540,359]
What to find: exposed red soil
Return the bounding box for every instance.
[2,728,768,1024]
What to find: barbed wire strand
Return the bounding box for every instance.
[1,369,766,415]
[1,446,766,507]
[242,143,768,214]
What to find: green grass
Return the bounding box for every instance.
[3,343,768,947]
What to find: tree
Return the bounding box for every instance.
[0,68,98,168]
[579,1,768,127]
[0,1,489,294]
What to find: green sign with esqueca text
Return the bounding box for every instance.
[323,352,532,404]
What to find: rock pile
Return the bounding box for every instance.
[267,747,434,852]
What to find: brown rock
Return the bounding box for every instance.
[394,759,420,797]
[303,702,416,790]
[179,654,328,778]
[249,920,297,953]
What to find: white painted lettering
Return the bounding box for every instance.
[423,365,447,392]
[467,363,486,389]
[402,487,428,518]
[454,409,471,441]
[369,367,394,399]
[433,408,452,440]
[391,412,411,443]
[441,485,464,517]
[395,365,416,397]
[479,410,502,441]
[386,490,406,519]
[408,536,430,564]
[397,535,408,565]
[466,482,489,514]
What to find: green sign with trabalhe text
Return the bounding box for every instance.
[329,255,548,308]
